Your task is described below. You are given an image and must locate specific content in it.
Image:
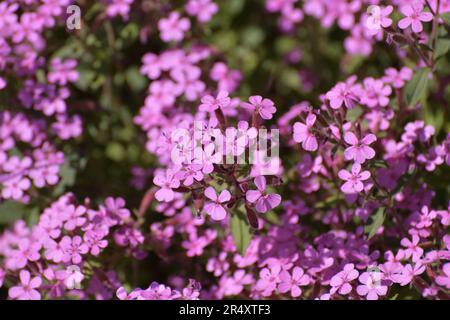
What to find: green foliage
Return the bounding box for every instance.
[365,207,386,240]
[404,68,430,107]
[0,201,27,224]
[231,210,252,255]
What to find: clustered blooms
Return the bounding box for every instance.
[266,0,450,56]
[0,2,82,203]
[0,0,449,301]
[0,194,200,300]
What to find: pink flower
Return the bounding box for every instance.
[256,265,281,297]
[400,235,424,262]
[11,239,41,269]
[158,11,191,43]
[199,91,230,112]
[241,95,276,120]
[392,263,425,286]
[338,163,371,194]
[47,58,79,86]
[383,67,413,89]
[0,269,4,287]
[435,263,450,289]
[398,3,433,33]
[278,267,310,298]
[330,263,359,295]
[8,270,42,300]
[365,5,393,35]
[153,170,181,202]
[62,205,87,231]
[293,113,318,151]
[245,176,281,213]
[326,82,359,109]
[185,0,218,23]
[344,132,377,164]
[356,271,387,300]
[60,235,89,264]
[2,177,31,200]
[203,187,231,221]
[361,77,392,108]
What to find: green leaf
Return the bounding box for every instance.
[390,293,399,300]
[0,201,27,224]
[442,13,450,26]
[434,37,450,61]
[404,68,430,107]
[344,55,366,74]
[231,210,252,255]
[125,67,147,93]
[26,207,41,227]
[53,161,77,196]
[346,106,363,122]
[364,207,386,240]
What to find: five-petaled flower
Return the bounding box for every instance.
[338,163,371,194]
[293,113,318,151]
[203,187,231,221]
[344,132,377,164]
[356,270,387,300]
[158,11,191,42]
[400,235,424,262]
[241,95,277,120]
[398,3,433,33]
[153,169,181,202]
[9,270,42,300]
[199,91,231,113]
[245,176,282,213]
[330,263,359,295]
[277,267,311,298]
[365,5,393,35]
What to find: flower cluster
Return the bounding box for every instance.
[0,1,82,203]
[267,0,450,57]
[0,193,200,300]
[0,0,449,301]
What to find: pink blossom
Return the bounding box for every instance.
[185,0,218,23]
[400,235,424,262]
[241,95,277,120]
[8,270,42,300]
[344,132,377,164]
[398,3,433,33]
[278,267,310,298]
[326,81,359,109]
[255,264,281,297]
[360,77,392,108]
[330,263,359,295]
[356,271,387,300]
[293,113,318,151]
[203,187,231,221]
[366,5,393,35]
[153,170,181,202]
[338,163,371,194]
[158,11,191,43]
[47,58,78,86]
[435,263,450,289]
[392,263,426,286]
[246,176,281,213]
[383,67,413,89]
[199,91,231,113]
[60,235,89,264]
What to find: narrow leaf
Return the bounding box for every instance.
[404,68,430,107]
[231,210,252,255]
[364,207,386,240]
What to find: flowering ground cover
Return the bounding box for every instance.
[0,0,449,300]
